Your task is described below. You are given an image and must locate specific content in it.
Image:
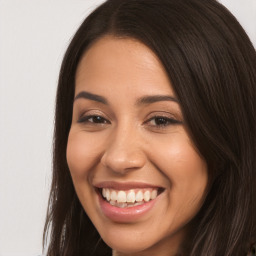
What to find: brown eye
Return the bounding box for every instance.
[147,116,181,127]
[78,115,110,124]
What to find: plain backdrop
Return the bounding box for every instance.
[0,0,255,255]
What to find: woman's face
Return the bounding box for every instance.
[67,36,208,256]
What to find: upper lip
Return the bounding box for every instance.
[94,181,163,190]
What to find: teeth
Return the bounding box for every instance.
[136,191,143,202]
[151,189,157,199]
[117,191,126,203]
[102,188,106,198]
[144,191,150,202]
[101,188,159,206]
[110,200,115,206]
[110,190,117,201]
[106,189,110,201]
[118,203,127,208]
[127,190,135,203]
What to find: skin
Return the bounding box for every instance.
[66,36,208,256]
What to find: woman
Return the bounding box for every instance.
[43,0,256,255]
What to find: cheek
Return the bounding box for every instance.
[66,131,103,179]
[150,133,206,173]
[166,144,207,190]
[149,133,208,212]
[66,131,103,213]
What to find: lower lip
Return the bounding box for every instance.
[98,193,158,222]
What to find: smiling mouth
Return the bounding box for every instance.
[98,187,165,208]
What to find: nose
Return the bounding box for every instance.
[100,126,146,174]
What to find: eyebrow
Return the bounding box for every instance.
[74,91,108,104]
[136,95,178,105]
[74,91,178,105]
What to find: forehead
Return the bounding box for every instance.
[75,35,175,97]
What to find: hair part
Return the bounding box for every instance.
[44,0,256,255]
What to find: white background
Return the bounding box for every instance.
[0,0,255,255]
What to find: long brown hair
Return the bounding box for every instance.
[43,0,256,255]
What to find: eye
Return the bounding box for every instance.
[145,115,182,127]
[78,115,110,124]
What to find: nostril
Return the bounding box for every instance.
[100,134,146,172]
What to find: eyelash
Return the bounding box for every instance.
[78,114,181,128]
[78,115,110,124]
[145,116,182,128]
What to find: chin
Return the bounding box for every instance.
[95,219,187,256]
[102,230,156,253]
